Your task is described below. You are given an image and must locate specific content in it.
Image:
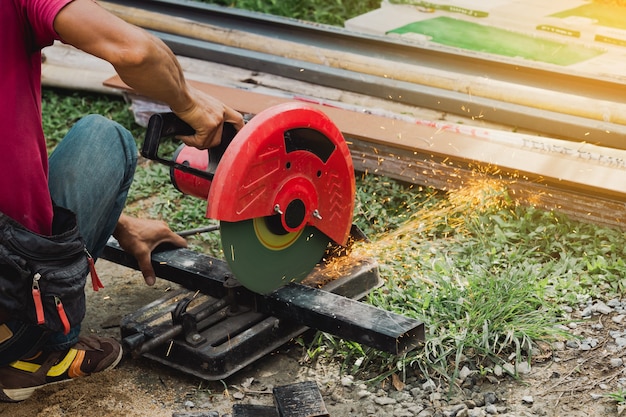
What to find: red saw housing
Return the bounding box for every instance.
[172,102,355,246]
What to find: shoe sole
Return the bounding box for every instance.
[0,347,123,403]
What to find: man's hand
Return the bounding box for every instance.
[113,214,187,286]
[174,86,244,149]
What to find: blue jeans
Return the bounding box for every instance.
[0,115,137,365]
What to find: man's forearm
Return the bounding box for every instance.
[110,32,194,114]
[54,0,192,113]
[54,0,242,149]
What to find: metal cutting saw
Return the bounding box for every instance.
[149,102,355,294]
[102,102,424,380]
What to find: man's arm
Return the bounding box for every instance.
[53,0,243,148]
[52,1,238,284]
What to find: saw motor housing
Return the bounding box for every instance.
[143,102,356,292]
[171,102,355,246]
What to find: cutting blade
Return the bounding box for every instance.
[220,216,329,294]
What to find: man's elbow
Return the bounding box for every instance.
[109,32,159,70]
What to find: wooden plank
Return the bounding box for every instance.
[103,75,626,200]
[347,139,626,230]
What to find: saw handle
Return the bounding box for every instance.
[143,112,194,158]
[142,112,238,181]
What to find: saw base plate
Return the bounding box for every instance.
[119,257,381,381]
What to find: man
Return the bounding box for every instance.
[0,0,244,402]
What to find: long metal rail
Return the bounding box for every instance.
[105,0,626,147]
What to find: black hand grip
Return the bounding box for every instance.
[142,112,239,182]
[142,112,195,161]
[207,122,238,173]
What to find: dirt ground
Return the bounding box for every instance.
[2,259,625,417]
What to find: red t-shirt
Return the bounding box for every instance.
[1,0,72,234]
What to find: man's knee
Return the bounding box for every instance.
[77,114,135,148]
[73,114,137,167]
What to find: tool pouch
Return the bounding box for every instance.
[0,206,102,334]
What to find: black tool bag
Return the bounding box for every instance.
[0,206,102,334]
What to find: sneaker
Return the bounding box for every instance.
[0,335,122,402]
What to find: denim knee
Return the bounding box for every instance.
[74,114,138,167]
[48,114,138,258]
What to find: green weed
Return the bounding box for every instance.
[201,0,380,26]
[606,389,626,405]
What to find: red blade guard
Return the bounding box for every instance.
[207,102,355,246]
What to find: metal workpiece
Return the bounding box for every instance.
[103,240,424,380]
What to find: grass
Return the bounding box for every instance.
[606,388,626,405]
[200,0,380,26]
[326,178,577,383]
[40,0,626,391]
[42,89,142,152]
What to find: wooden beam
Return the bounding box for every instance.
[103,74,626,230]
[41,43,626,231]
[347,139,626,229]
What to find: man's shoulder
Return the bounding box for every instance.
[9,0,74,47]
